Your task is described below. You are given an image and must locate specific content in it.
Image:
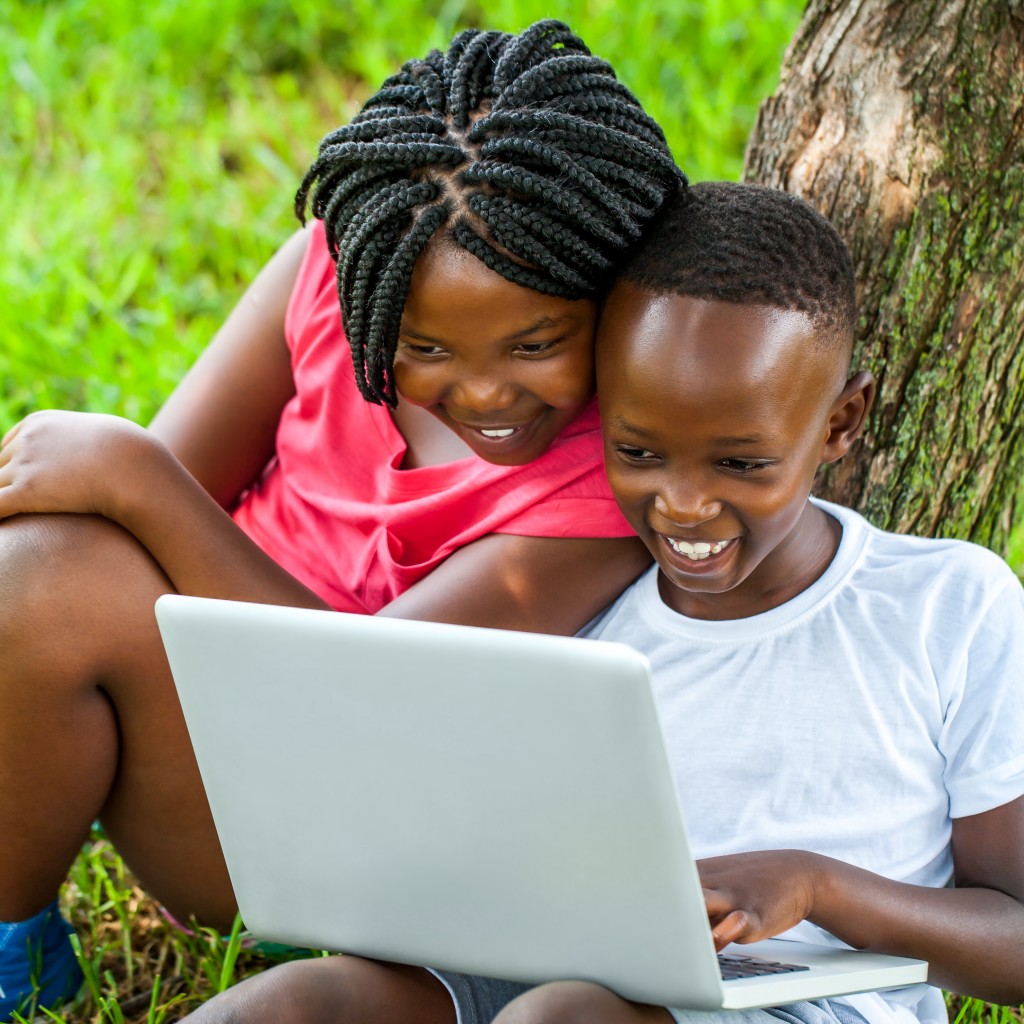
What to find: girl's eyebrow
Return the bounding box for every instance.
[507,315,573,340]
[401,315,575,345]
[400,328,448,344]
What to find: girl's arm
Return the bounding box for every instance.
[147,226,309,508]
[0,410,329,610]
[379,531,652,635]
[0,406,649,632]
[698,793,1024,1005]
[0,225,330,609]
[0,213,650,632]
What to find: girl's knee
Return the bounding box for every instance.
[0,513,167,636]
[0,513,154,604]
[0,513,172,697]
[182,957,454,1024]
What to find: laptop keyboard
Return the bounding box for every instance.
[718,953,811,980]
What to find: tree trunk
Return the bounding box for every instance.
[743,0,1024,552]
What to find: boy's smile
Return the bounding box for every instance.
[597,283,873,621]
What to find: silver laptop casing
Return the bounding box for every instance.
[156,595,927,1010]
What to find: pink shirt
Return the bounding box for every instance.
[231,221,632,613]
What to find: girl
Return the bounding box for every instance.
[0,20,682,1018]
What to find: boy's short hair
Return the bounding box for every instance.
[620,182,857,352]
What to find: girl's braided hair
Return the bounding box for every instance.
[294,19,685,405]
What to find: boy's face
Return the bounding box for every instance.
[597,283,872,621]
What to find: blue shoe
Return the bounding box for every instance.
[0,901,83,1021]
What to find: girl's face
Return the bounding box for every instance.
[393,241,598,466]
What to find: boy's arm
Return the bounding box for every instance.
[699,793,1024,1005]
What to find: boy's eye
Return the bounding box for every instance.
[613,444,660,463]
[719,458,770,474]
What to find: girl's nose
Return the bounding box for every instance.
[452,374,518,413]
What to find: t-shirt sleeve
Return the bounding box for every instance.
[939,565,1024,818]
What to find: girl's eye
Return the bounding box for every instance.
[514,340,559,356]
[401,342,447,358]
[614,444,659,463]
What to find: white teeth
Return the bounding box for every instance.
[666,538,731,560]
[480,428,515,438]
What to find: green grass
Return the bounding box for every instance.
[9,830,324,1022]
[3,1,1024,1019]
[0,0,801,428]
[27,838,1024,1024]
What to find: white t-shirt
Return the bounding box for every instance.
[580,499,1024,1024]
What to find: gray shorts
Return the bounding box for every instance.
[430,970,870,1024]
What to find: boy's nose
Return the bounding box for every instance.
[653,487,721,528]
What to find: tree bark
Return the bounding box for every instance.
[744,0,1024,551]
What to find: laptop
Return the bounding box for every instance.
[155,594,928,1011]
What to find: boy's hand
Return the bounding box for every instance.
[0,410,159,521]
[698,850,825,950]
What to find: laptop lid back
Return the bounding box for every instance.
[155,594,726,1008]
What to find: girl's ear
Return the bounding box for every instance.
[821,370,876,464]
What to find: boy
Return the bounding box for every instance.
[574,181,1024,1024]
[179,183,1024,1024]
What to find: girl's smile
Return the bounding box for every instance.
[392,239,597,468]
[442,412,549,460]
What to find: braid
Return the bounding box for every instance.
[450,221,582,296]
[296,18,685,405]
[447,30,503,127]
[336,180,440,320]
[491,19,584,90]
[362,204,450,405]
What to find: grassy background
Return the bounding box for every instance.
[0,0,799,428]
[2,0,1022,1020]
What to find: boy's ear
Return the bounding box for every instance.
[821,370,876,464]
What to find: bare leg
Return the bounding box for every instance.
[494,981,673,1024]
[180,957,455,1024]
[0,514,235,926]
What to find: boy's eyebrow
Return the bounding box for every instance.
[610,418,768,447]
[714,435,768,447]
[610,417,652,438]
[400,316,574,345]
